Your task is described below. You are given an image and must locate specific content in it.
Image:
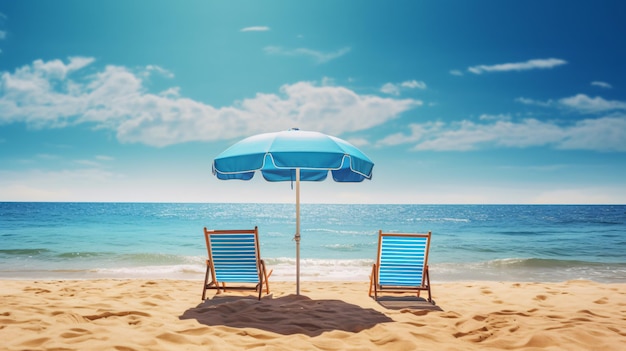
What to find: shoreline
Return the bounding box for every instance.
[1,279,624,350]
[2,257,625,283]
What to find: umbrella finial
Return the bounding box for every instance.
[289,127,300,131]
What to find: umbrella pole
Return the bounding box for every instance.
[295,168,301,295]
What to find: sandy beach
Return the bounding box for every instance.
[0,279,624,350]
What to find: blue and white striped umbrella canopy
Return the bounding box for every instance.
[212,128,374,295]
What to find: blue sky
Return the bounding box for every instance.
[0,1,625,204]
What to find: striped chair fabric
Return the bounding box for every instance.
[378,234,428,286]
[369,230,433,303]
[202,227,271,300]
[209,233,260,283]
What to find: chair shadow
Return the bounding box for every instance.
[180,293,394,337]
[374,295,444,312]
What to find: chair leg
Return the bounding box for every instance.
[262,262,271,294]
[202,265,210,300]
[425,267,433,303]
[370,264,380,300]
[368,264,375,298]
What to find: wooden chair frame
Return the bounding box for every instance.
[202,227,272,300]
[369,230,433,303]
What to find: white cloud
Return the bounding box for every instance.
[159,87,181,98]
[559,94,626,113]
[376,122,444,147]
[0,57,420,147]
[380,80,426,95]
[515,97,554,107]
[479,114,512,121]
[0,31,6,40]
[468,58,567,74]
[145,65,174,78]
[449,70,463,76]
[233,82,420,139]
[380,83,400,95]
[414,119,566,151]
[517,94,626,114]
[19,56,95,81]
[345,137,370,147]
[240,26,270,32]
[401,80,427,89]
[377,116,626,152]
[264,46,351,64]
[0,57,99,127]
[558,116,626,151]
[591,81,612,89]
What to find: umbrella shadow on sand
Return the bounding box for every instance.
[180,294,393,336]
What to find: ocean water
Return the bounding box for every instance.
[0,202,624,283]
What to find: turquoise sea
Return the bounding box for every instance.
[1,203,624,283]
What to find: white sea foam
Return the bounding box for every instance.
[268,259,372,282]
[92,264,203,278]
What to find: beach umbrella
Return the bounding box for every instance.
[212,128,374,295]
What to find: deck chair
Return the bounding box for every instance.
[369,230,433,303]
[202,227,272,300]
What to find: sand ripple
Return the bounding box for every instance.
[0,279,624,350]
